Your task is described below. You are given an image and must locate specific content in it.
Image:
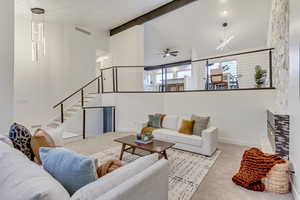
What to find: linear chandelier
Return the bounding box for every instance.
[31,7,46,62]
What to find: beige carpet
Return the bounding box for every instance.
[65,132,293,200]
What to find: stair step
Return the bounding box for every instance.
[54,118,68,123]
[47,123,60,129]
[66,108,80,113]
[79,100,90,103]
[85,93,100,98]
[84,96,94,99]
[63,132,80,139]
[72,104,82,108]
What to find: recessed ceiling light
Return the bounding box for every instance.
[222,10,228,15]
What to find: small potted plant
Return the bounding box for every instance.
[254,65,267,88]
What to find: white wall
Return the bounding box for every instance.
[104,90,275,147]
[101,93,164,132]
[14,17,105,127]
[164,91,275,147]
[109,25,145,91]
[0,0,14,135]
[289,0,300,198]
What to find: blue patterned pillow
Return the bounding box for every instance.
[40,147,98,195]
[9,123,34,161]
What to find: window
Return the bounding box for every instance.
[155,73,174,84]
[221,61,238,76]
[208,60,237,76]
[176,70,192,79]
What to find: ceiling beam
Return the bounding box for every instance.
[109,0,197,36]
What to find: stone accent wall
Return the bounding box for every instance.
[268,0,289,113]
[267,110,290,159]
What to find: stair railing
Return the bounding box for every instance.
[53,75,101,123]
[82,106,116,139]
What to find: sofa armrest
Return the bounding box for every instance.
[201,127,218,156]
[135,121,148,133]
[96,159,169,200]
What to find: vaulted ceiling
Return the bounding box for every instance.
[15,0,272,66]
[144,0,272,65]
[15,0,173,31]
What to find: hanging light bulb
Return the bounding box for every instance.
[31,7,46,62]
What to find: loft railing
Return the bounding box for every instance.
[100,48,275,93]
[53,75,101,123]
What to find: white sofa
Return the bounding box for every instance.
[0,140,169,200]
[138,115,218,156]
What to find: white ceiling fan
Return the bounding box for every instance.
[216,22,235,51]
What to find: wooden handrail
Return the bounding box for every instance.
[53,75,101,109]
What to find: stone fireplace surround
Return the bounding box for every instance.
[267,110,290,160]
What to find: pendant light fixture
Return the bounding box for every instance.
[216,22,235,51]
[31,7,46,62]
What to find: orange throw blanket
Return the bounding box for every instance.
[141,126,160,134]
[232,148,285,191]
[97,160,122,178]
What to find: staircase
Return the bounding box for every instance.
[45,75,102,141]
[46,93,101,141]
[46,93,99,129]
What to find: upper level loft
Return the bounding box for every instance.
[100,48,275,93]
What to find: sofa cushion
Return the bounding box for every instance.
[9,123,34,161]
[179,120,195,135]
[0,141,70,200]
[162,115,178,130]
[191,115,210,136]
[40,147,98,195]
[153,129,202,147]
[71,154,158,200]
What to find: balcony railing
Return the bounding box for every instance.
[100,48,275,93]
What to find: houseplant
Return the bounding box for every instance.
[254,65,267,88]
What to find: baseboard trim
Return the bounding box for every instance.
[292,183,300,200]
[218,137,259,148]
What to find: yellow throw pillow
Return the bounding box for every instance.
[179,120,195,135]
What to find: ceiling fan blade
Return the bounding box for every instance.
[170,53,178,56]
[170,51,179,54]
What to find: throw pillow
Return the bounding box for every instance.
[156,113,166,128]
[40,147,98,195]
[179,120,195,135]
[147,114,161,128]
[31,129,56,164]
[191,115,210,136]
[9,123,34,161]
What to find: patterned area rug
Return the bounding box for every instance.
[91,147,221,200]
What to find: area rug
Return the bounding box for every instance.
[91,147,221,200]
